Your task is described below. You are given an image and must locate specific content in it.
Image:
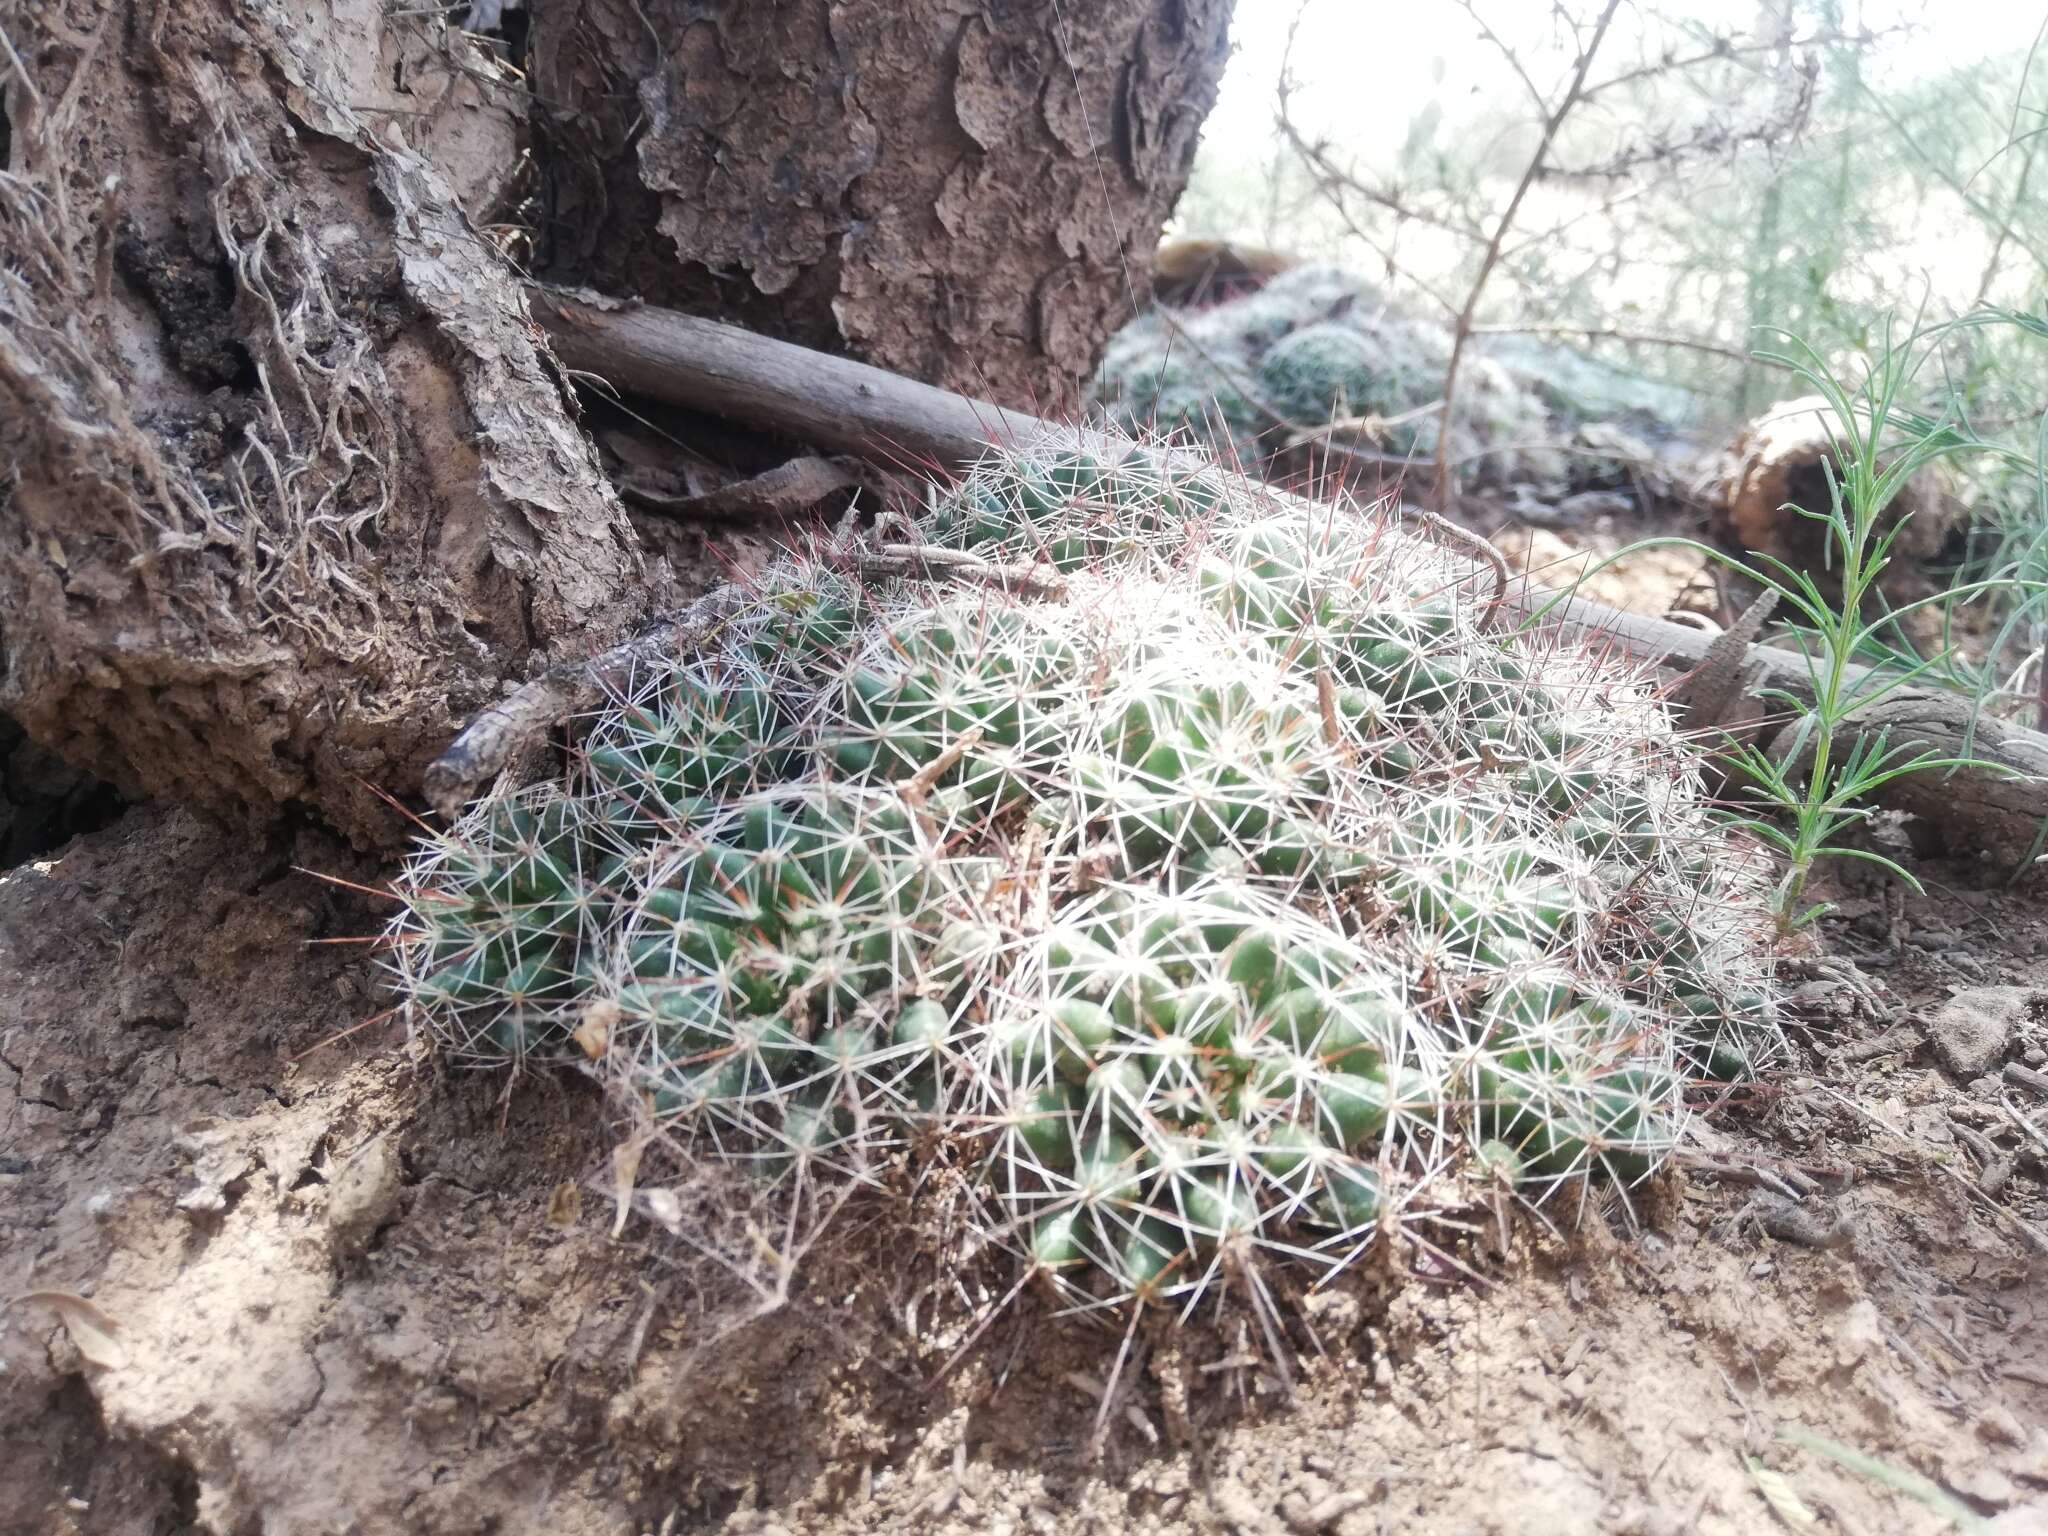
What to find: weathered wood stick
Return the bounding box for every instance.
[496,285,2048,859]
[531,286,1043,470]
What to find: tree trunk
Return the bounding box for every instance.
[527,0,1231,414]
[0,0,1230,847]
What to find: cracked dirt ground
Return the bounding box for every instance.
[3,805,2046,1535]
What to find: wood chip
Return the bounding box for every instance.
[546,1180,582,1228]
[573,1000,616,1061]
[1288,1489,1372,1533]
[7,1290,128,1369]
[610,1139,644,1238]
[1747,1458,1818,1531]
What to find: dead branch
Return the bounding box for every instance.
[515,290,1942,709]
[1468,323,1766,367]
[1272,12,1466,318]
[1454,0,1550,119]
[1284,398,1446,450]
[1866,87,2048,278]
[1973,114,2045,307]
[532,286,1043,471]
[1769,687,2048,858]
[1576,25,1886,104]
[854,544,1069,600]
[1543,55,1818,182]
[2006,1062,2048,1098]
[425,527,1062,810]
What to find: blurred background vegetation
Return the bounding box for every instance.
[1111,1,2045,730]
[1175,2,2042,421]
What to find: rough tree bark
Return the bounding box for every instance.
[527,0,1231,414]
[0,0,1230,846]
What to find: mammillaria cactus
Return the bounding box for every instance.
[387,428,1780,1316]
[1089,264,1685,498]
[1256,323,1416,444]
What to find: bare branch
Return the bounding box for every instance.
[1455,0,1551,120]
[1432,0,1625,509]
[1577,25,1885,104]
[1272,12,1473,316]
[1972,113,2046,306]
[1542,56,1819,183]
[1467,322,1767,366]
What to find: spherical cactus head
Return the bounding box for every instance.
[1258,323,1398,430]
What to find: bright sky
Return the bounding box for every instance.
[1206,1,2046,161]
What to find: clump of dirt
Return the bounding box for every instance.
[4,807,2046,1535]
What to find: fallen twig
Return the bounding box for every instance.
[1955,1124,2016,1198]
[618,455,860,521]
[2001,1099,2048,1158]
[1829,1024,1921,1065]
[1818,1085,2048,1257]
[1468,322,1766,366]
[1679,1151,1851,1198]
[854,542,1068,599]
[1748,1192,1851,1249]
[2005,1061,2048,1097]
[422,587,747,819]
[1283,397,1445,451]
[426,533,1059,810]
[897,726,982,846]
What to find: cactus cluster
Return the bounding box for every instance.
[388,428,1779,1315]
[1257,323,1426,452]
[1091,265,1700,499]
